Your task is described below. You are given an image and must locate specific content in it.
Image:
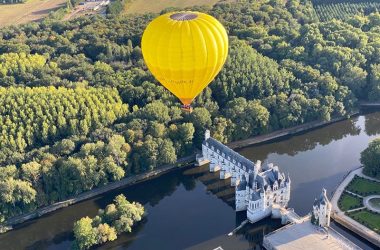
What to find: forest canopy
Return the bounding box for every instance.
[0,0,379,222]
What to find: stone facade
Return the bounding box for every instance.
[196,130,291,223]
[311,188,332,228]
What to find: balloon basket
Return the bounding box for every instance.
[181,105,193,113]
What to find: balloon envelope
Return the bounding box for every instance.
[141,11,228,105]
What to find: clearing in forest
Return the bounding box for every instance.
[0,0,67,27]
[124,0,223,14]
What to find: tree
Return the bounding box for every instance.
[20,161,41,185]
[73,194,144,248]
[0,165,18,182]
[105,135,130,166]
[157,139,177,165]
[212,117,234,143]
[96,223,117,244]
[52,139,76,156]
[73,217,98,250]
[361,138,380,178]
[101,156,125,181]
[0,178,36,219]
[137,101,171,124]
[369,64,380,101]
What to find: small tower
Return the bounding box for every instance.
[311,188,332,228]
[235,175,248,211]
[205,129,210,140]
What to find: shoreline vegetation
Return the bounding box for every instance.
[72,194,144,250]
[0,154,195,233]
[0,111,362,234]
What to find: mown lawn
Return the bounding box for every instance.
[338,193,362,211]
[346,176,380,196]
[348,209,380,234]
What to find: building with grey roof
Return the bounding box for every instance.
[197,130,291,223]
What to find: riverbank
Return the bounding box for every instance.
[0,154,196,234]
[228,113,358,149]
[331,167,380,247]
[0,113,362,234]
[1,112,379,249]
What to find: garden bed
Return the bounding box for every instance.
[346,176,380,196]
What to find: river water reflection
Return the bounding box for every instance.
[1,112,380,250]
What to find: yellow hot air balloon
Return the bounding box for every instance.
[141,11,228,112]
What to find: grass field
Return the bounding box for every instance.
[124,0,222,14]
[348,209,380,233]
[0,0,67,27]
[346,176,380,196]
[338,193,363,211]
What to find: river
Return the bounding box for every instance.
[1,112,380,250]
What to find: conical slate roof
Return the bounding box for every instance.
[313,188,330,207]
[251,191,261,201]
[237,175,247,191]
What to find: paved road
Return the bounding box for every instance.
[331,168,362,214]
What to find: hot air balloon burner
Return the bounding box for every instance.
[170,12,198,21]
[181,104,193,113]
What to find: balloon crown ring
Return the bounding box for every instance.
[170,12,198,21]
